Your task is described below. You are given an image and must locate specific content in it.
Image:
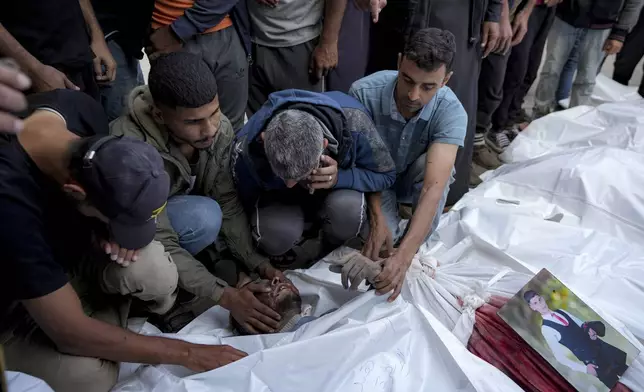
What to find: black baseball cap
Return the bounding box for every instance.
[72,135,170,249]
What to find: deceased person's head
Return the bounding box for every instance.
[232,277,303,335]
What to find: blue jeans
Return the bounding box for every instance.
[166,195,222,256]
[535,17,610,116]
[99,40,144,122]
[380,154,453,243]
[556,37,581,102]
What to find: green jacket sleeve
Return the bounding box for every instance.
[155,207,228,302]
[205,119,267,271]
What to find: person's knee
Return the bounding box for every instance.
[168,196,222,255]
[188,197,222,251]
[12,352,119,392]
[111,241,179,313]
[56,356,118,392]
[254,206,304,256]
[322,190,366,243]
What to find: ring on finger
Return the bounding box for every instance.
[329,175,332,182]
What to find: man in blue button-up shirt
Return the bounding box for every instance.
[349,27,467,301]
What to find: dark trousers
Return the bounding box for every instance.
[430,0,482,205]
[327,0,371,92]
[248,39,322,115]
[99,39,144,122]
[613,9,644,97]
[183,27,249,132]
[367,0,483,205]
[38,63,100,102]
[476,51,511,134]
[366,0,408,73]
[251,188,365,260]
[494,5,556,128]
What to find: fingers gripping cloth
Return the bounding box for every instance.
[322,246,384,290]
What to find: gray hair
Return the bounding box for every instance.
[264,109,324,180]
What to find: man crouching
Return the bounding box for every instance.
[233,89,397,269]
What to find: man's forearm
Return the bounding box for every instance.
[486,0,503,22]
[501,0,509,20]
[0,25,43,75]
[156,211,227,302]
[78,0,105,41]
[612,0,644,40]
[397,186,444,258]
[24,285,202,369]
[171,0,236,41]
[520,0,537,18]
[60,314,198,366]
[320,0,348,44]
[366,192,383,220]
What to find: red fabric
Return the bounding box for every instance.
[467,296,631,392]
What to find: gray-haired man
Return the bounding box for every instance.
[233,89,396,268]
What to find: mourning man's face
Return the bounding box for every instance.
[395,56,451,118]
[157,96,222,150]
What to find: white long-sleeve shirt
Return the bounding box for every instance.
[541,310,588,373]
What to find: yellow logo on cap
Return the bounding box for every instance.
[149,201,167,222]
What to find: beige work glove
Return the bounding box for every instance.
[323,246,384,290]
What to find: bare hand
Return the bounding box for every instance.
[308,155,338,190]
[0,59,30,133]
[511,12,530,47]
[99,239,140,267]
[362,213,394,261]
[221,285,282,334]
[257,261,299,294]
[184,344,247,372]
[495,12,513,54]
[353,0,387,23]
[603,39,623,55]
[91,39,117,83]
[255,0,278,6]
[481,22,500,58]
[146,26,183,61]
[374,251,412,302]
[309,43,338,81]
[30,64,79,93]
[586,363,598,377]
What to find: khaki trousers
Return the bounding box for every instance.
[2,240,178,392]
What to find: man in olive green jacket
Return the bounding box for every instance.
[111,52,285,334]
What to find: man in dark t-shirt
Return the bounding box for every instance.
[0,90,247,392]
[0,0,116,100]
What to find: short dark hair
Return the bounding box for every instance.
[523,290,539,304]
[148,52,218,109]
[403,28,456,72]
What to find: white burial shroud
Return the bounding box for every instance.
[109,90,644,391]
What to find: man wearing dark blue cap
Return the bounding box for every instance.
[0,90,247,392]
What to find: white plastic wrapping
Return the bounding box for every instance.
[5,372,54,392]
[502,99,644,163]
[558,74,643,109]
[113,266,524,392]
[110,83,644,392]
